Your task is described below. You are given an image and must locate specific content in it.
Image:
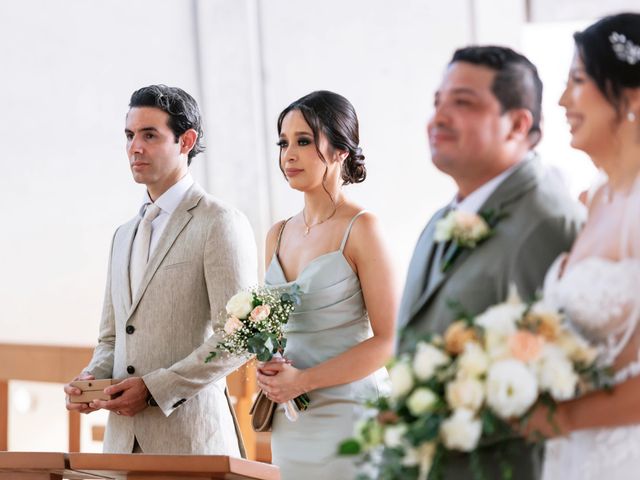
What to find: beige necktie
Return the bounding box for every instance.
[130,203,161,297]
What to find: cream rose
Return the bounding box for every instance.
[440,408,482,452]
[445,377,485,413]
[457,343,490,378]
[535,345,578,401]
[406,388,439,416]
[225,291,254,318]
[412,342,450,381]
[389,362,414,399]
[249,304,270,322]
[223,316,243,335]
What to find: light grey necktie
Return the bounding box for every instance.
[130,203,161,297]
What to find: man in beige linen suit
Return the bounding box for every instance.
[64,85,257,455]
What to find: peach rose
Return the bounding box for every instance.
[249,304,271,322]
[444,321,479,355]
[507,330,545,362]
[223,316,243,335]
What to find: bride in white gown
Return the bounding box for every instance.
[522,12,640,480]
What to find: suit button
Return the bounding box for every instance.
[127,365,135,374]
[126,325,135,334]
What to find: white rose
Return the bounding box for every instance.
[476,302,524,336]
[412,342,450,381]
[457,343,490,378]
[446,377,485,413]
[535,345,578,401]
[407,388,439,416]
[486,359,538,419]
[389,362,414,399]
[440,408,482,452]
[383,423,408,448]
[225,291,254,318]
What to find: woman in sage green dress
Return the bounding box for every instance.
[256,90,398,479]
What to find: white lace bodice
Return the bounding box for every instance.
[543,254,640,381]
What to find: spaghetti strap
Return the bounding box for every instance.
[274,217,292,256]
[339,210,367,252]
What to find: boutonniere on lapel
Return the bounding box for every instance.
[434,209,506,272]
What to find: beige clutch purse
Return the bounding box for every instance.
[249,390,276,432]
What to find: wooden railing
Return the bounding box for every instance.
[0,343,270,461]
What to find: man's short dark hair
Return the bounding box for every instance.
[129,85,205,164]
[451,46,543,148]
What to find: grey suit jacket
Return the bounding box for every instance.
[85,183,258,455]
[397,157,584,479]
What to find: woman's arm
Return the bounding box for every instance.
[523,373,640,438]
[257,212,399,402]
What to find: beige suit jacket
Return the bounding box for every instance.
[85,183,258,455]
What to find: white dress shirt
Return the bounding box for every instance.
[450,161,520,213]
[137,173,194,257]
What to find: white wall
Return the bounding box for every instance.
[4,0,632,451]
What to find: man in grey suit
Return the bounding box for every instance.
[64,85,257,455]
[397,47,584,478]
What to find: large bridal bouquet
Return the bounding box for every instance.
[206,285,310,416]
[340,290,612,480]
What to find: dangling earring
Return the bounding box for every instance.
[628,111,637,122]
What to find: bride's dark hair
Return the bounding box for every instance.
[277,90,366,186]
[574,13,640,116]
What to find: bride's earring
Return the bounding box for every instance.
[628,111,637,122]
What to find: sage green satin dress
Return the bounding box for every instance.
[265,211,390,479]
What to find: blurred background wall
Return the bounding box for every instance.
[0,0,636,452]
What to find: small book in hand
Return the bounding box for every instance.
[69,379,115,403]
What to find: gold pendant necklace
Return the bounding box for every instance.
[302,201,343,236]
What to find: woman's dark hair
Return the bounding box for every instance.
[277,90,366,186]
[129,84,205,165]
[451,46,544,148]
[574,13,640,115]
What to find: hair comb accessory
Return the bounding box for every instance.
[609,32,640,65]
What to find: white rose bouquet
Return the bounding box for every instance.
[206,285,310,413]
[340,289,612,480]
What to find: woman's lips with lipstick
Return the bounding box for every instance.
[565,113,583,134]
[285,168,304,177]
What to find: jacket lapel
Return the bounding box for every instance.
[118,219,139,311]
[407,156,542,323]
[401,207,448,322]
[127,184,205,319]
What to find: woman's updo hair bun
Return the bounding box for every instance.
[342,146,366,185]
[277,90,367,185]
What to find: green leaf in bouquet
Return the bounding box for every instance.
[338,438,362,455]
[445,299,474,325]
[264,335,275,353]
[256,348,273,362]
[247,334,266,353]
[406,412,444,445]
[204,351,218,363]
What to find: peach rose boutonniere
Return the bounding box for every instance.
[434,209,507,272]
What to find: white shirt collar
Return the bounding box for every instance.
[139,173,194,216]
[451,162,519,214]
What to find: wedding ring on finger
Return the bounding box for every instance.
[115,410,122,415]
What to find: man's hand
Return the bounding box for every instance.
[64,373,99,414]
[90,377,150,417]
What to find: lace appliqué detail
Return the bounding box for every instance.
[544,256,640,378]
